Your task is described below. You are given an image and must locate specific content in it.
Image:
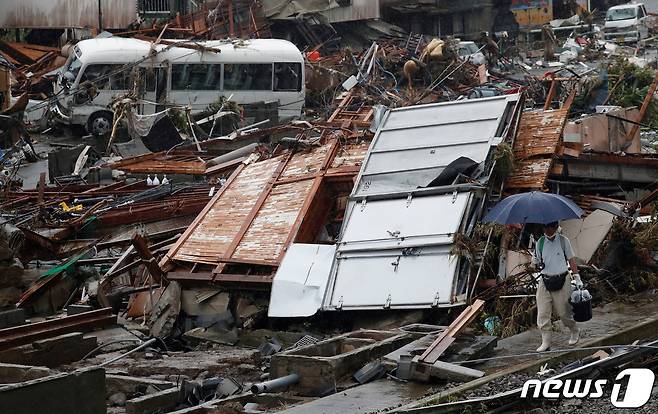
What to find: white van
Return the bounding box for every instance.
[604,3,651,43]
[52,37,305,136]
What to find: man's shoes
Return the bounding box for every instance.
[568,328,580,346]
[537,331,552,352]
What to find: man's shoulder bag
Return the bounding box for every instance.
[538,235,568,292]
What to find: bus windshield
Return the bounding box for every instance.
[606,8,637,21]
[61,47,83,83]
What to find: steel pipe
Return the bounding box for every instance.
[250,373,299,394]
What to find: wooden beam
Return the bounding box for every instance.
[544,79,557,110]
[626,71,658,142]
[131,234,164,283]
[419,299,485,364]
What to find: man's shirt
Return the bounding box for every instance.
[532,234,575,276]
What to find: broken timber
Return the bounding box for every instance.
[418,299,485,364]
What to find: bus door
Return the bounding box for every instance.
[138,66,168,115]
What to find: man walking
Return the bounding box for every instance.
[533,221,583,352]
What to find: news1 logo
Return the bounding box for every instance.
[521,368,655,408]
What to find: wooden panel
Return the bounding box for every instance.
[505,108,569,192]
[233,179,314,261]
[279,143,332,180]
[330,140,371,169]
[505,159,553,190]
[173,156,282,264]
[512,108,568,159]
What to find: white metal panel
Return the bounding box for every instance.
[381,96,512,130]
[355,169,444,195]
[340,192,471,246]
[363,144,491,176]
[322,95,520,311]
[324,193,472,310]
[373,121,499,152]
[328,246,458,309]
[268,244,335,318]
[355,95,519,197]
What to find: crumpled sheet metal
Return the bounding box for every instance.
[505,107,569,191]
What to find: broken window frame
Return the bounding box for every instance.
[223,63,273,91]
[171,63,222,91]
[273,62,303,92]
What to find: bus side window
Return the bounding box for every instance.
[110,65,131,90]
[171,64,221,90]
[80,65,111,89]
[223,64,272,90]
[274,62,302,91]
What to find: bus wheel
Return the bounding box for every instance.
[86,111,113,137]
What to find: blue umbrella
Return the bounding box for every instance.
[482,191,584,225]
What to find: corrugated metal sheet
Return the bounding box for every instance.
[330,141,370,170]
[322,95,521,311]
[354,95,520,197]
[280,144,331,179]
[173,156,281,265]
[166,139,370,272]
[505,107,569,192]
[262,0,380,23]
[233,179,314,261]
[0,0,137,29]
[321,0,381,23]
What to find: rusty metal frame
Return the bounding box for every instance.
[0,308,116,352]
[160,163,247,270]
[213,151,296,274]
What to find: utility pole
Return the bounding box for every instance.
[98,0,103,32]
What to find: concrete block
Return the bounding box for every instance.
[0,308,26,329]
[429,360,485,382]
[270,330,413,396]
[105,374,175,398]
[0,363,53,383]
[409,356,432,382]
[410,357,484,382]
[125,386,180,414]
[0,367,106,414]
[181,289,229,317]
[0,332,97,368]
[0,287,21,308]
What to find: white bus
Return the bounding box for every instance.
[52,37,305,136]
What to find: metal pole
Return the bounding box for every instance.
[98,0,103,32]
[251,373,299,394]
[99,338,157,367]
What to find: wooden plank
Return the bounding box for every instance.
[419,299,485,364]
[543,79,557,110]
[213,152,294,273]
[160,163,246,270]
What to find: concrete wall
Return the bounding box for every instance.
[0,0,137,29]
[0,367,106,414]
